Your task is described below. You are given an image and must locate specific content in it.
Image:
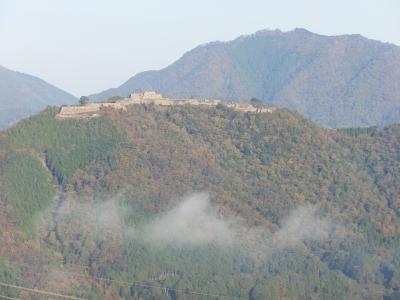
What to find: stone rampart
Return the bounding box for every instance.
[56,92,275,119]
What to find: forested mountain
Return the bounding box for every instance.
[91,28,400,128]
[0,65,77,128]
[0,103,400,299]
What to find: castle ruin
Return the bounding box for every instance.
[56,92,275,119]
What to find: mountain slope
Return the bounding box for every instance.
[0,104,400,299]
[0,65,77,128]
[91,28,400,128]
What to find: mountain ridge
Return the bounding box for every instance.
[0,65,77,128]
[90,28,400,128]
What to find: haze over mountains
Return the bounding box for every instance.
[2,29,400,129]
[0,65,77,128]
[92,28,400,128]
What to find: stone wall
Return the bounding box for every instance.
[225,103,275,113]
[57,92,275,119]
[143,91,163,99]
[125,92,223,107]
[57,102,127,119]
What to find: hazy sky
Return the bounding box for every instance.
[0,0,399,96]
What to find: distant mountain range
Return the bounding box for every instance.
[91,28,400,128]
[2,29,399,128]
[0,65,77,128]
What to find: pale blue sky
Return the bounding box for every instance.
[0,0,399,96]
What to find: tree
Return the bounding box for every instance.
[79,96,89,106]
[107,96,124,103]
[250,98,263,108]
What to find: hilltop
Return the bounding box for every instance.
[0,104,399,299]
[91,28,400,128]
[57,91,275,119]
[0,65,77,128]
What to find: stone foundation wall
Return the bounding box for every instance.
[57,102,127,119]
[57,92,275,119]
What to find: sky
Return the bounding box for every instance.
[0,0,399,96]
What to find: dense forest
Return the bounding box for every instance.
[0,104,400,299]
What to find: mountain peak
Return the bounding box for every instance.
[291,27,314,35]
[253,28,283,36]
[91,29,400,128]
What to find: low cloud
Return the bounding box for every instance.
[141,193,234,245]
[46,192,338,259]
[44,195,125,243]
[132,193,336,256]
[273,204,334,248]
